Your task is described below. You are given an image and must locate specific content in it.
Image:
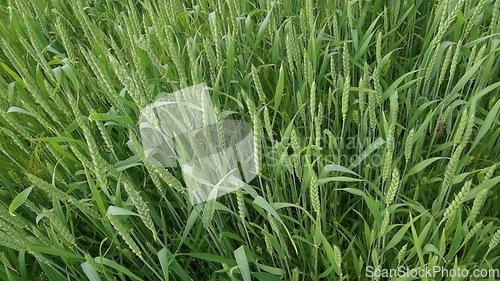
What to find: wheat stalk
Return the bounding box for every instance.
[44,209,76,248]
[405,128,415,163]
[449,40,463,87]
[379,211,390,237]
[484,164,497,181]
[308,160,321,215]
[107,213,143,259]
[488,229,500,251]
[251,64,266,106]
[465,0,488,36]
[385,167,400,205]
[315,102,323,147]
[454,108,469,145]
[468,189,488,224]
[310,80,317,125]
[290,267,299,281]
[491,0,500,33]
[442,180,472,227]
[342,42,350,121]
[470,44,487,82]
[397,243,408,265]
[382,128,395,181]
[463,221,483,246]
[376,31,382,63]
[438,45,453,88]
[122,179,157,240]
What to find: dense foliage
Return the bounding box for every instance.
[0,0,499,280]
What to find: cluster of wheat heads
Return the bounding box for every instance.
[0,0,499,280]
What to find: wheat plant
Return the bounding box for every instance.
[0,0,499,280]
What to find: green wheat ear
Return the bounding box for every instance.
[397,243,408,265]
[122,180,157,241]
[442,180,472,227]
[385,167,400,206]
[341,41,350,121]
[308,161,320,216]
[488,229,500,252]
[463,221,483,246]
[107,212,143,259]
[405,128,415,163]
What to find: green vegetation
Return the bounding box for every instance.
[0,0,499,280]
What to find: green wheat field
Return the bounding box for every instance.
[1,0,500,280]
